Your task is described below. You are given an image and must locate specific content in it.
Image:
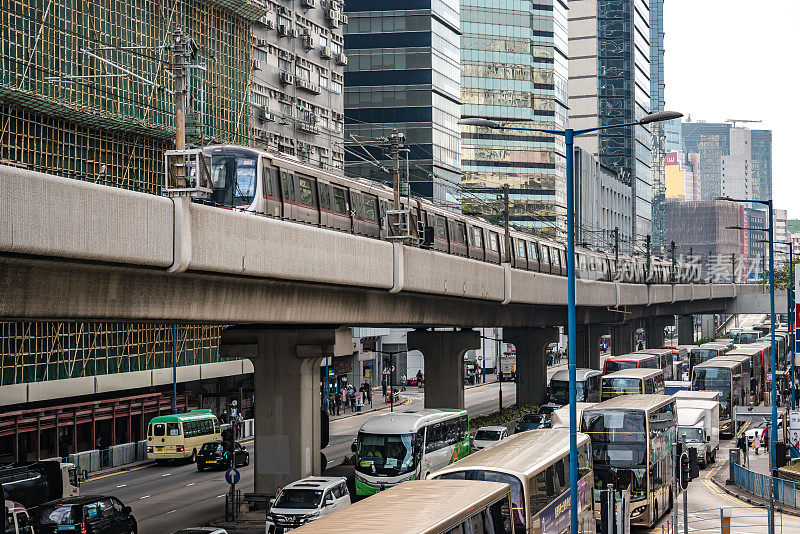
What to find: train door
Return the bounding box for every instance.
[280,170,297,221]
[361,193,380,237]
[466,225,484,261]
[528,241,541,271]
[513,238,527,269]
[296,174,320,225]
[486,231,501,264]
[448,219,467,256]
[318,180,333,228]
[540,245,551,274]
[433,214,449,253]
[329,184,351,232]
[262,163,282,218]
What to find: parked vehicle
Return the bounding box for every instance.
[675,397,720,466]
[196,440,249,471]
[514,413,549,433]
[4,500,34,534]
[34,495,136,534]
[472,426,508,451]
[266,477,350,533]
[0,462,79,512]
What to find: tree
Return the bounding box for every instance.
[759,259,799,290]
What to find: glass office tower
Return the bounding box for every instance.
[460,0,569,236]
[649,0,665,251]
[343,0,462,204]
[597,0,653,241]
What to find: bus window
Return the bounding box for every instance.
[644,378,655,394]
[153,424,165,437]
[167,423,181,436]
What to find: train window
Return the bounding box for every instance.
[559,249,566,268]
[262,165,273,198]
[332,187,347,214]
[211,159,228,188]
[281,172,296,202]
[488,232,498,252]
[470,227,483,248]
[515,240,526,259]
[541,246,550,264]
[318,182,331,210]
[364,196,378,222]
[528,242,538,261]
[234,159,256,200]
[298,177,314,206]
[451,221,466,244]
[435,216,447,239]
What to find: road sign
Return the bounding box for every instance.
[225,467,240,485]
[767,373,773,382]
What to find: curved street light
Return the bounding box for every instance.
[459,110,683,534]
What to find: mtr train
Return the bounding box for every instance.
[202,144,697,284]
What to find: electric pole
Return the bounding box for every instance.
[173,28,188,187]
[613,227,619,266]
[731,252,736,283]
[503,184,511,261]
[645,234,652,280]
[671,241,676,283]
[388,129,404,210]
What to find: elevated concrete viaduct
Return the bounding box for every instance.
[0,165,773,495]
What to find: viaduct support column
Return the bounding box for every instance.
[220,326,352,496]
[645,317,670,349]
[677,315,694,345]
[505,327,559,405]
[610,323,636,356]
[576,324,607,370]
[407,329,481,409]
[701,314,716,340]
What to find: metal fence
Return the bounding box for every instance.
[733,462,800,508]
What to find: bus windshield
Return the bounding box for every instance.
[355,433,416,477]
[601,378,642,399]
[605,360,637,373]
[690,349,717,368]
[550,379,585,404]
[738,332,759,344]
[435,470,525,533]
[583,410,647,500]
[692,368,732,417]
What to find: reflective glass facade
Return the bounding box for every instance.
[460,0,568,236]
[751,130,772,200]
[597,0,653,240]
[649,0,665,249]
[681,122,731,201]
[343,0,462,203]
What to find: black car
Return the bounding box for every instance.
[34,495,136,534]
[515,413,550,433]
[196,440,250,471]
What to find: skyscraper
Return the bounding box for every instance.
[569,0,654,248]
[751,130,773,200]
[460,0,569,236]
[649,0,666,251]
[343,0,462,203]
[681,121,731,201]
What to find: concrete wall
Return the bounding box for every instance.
[0,360,254,407]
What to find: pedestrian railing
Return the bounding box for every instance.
[733,462,800,508]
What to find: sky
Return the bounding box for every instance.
[663,0,800,219]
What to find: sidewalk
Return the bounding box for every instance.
[711,450,800,516]
[327,390,410,421]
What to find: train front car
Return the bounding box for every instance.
[205,145,262,212]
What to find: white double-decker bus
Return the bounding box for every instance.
[581,395,676,527]
[353,409,470,497]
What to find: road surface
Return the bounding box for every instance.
[84,372,551,532]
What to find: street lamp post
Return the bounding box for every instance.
[720,196,777,534]
[461,110,682,533]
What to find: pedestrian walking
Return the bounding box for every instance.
[328,394,335,415]
[341,387,348,413]
[334,392,341,415]
[401,373,407,392]
[355,391,363,412]
[416,370,423,387]
[753,431,761,455]
[381,376,388,398]
[349,385,356,411]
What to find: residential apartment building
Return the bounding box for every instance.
[1,0,263,462]
[343,0,462,203]
[569,0,654,248]
[459,0,569,236]
[250,0,347,170]
[720,127,752,200]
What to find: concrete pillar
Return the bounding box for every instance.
[220,326,352,495]
[585,324,608,370]
[645,318,669,349]
[406,329,481,409]
[610,323,636,355]
[505,327,559,405]
[701,314,716,340]
[677,315,694,345]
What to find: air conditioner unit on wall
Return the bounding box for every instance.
[335,53,347,66]
[290,28,300,38]
[252,60,263,70]
[278,24,289,36]
[265,19,276,30]
[302,0,316,7]
[280,71,295,85]
[320,46,332,59]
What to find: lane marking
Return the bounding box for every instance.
[139,495,150,500]
[116,484,126,488]
[186,482,195,487]
[216,494,226,498]
[162,473,171,477]
[166,509,177,515]
[83,463,152,483]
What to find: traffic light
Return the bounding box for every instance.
[222,428,235,466]
[688,447,700,479]
[680,453,690,490]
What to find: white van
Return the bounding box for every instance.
[266,477,350,533]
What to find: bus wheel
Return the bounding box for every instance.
[190,449,197,463]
